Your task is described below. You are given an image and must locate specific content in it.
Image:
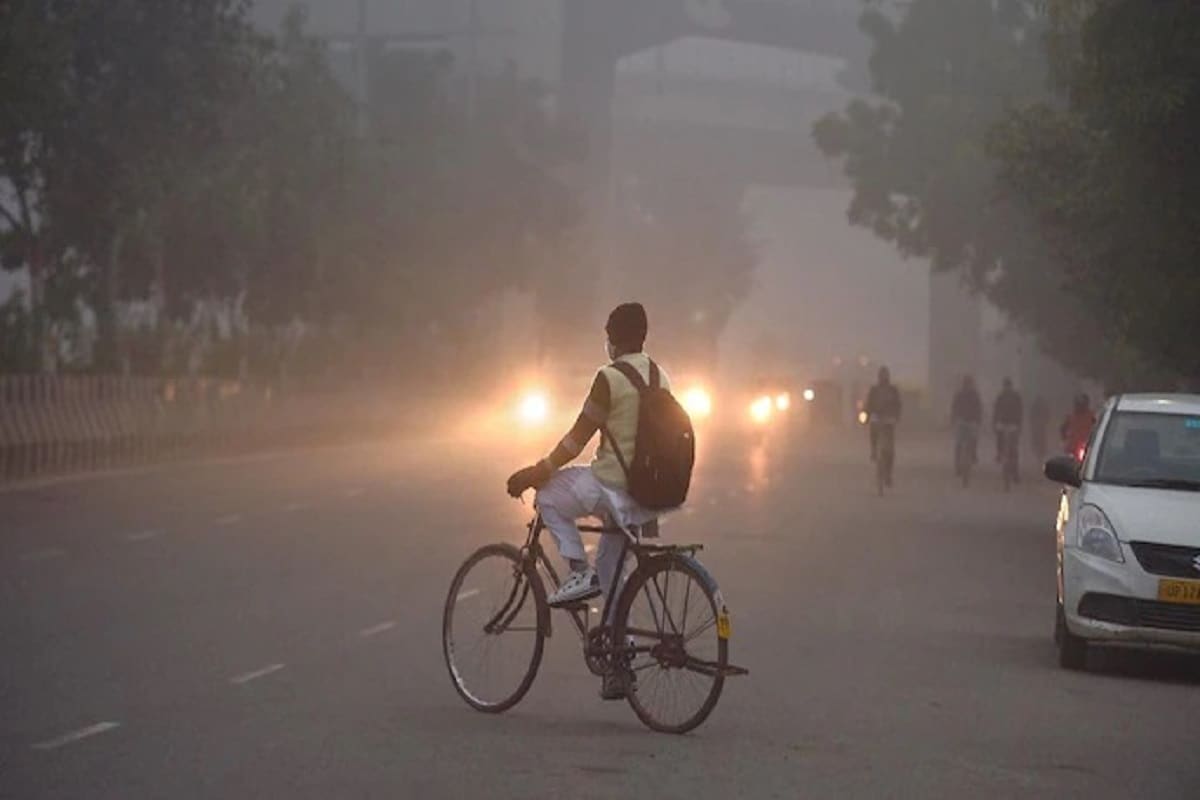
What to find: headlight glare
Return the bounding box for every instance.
[1076,504,1123,563]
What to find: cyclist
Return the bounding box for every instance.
[506,302,669,699]
[993,378,1024,480]
[864,366,902,475]
[951,375,983,470]
[1061,393,1096,460]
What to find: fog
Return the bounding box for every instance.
[6,0,1170,438]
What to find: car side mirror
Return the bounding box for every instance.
[1044,455,1081,487]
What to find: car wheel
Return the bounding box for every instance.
[1055,602,1087,671]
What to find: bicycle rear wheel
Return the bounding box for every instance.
[443,543,546,713]
[614,556,728,734]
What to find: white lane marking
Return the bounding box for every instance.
[215,514,243,526]
[33,721,120,751]
[124,529,163,543]
[230,663,285,686]
[21,547,66,563]
[358,621,396,638]
[343,487,365,498]
[456,588,480,602]
[282,502,310,513]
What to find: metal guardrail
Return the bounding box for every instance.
[0,374,395,483]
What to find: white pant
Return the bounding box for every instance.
[535,466,651,607]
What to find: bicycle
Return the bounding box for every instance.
[954,421,980,488]
[996,423,1020,491]
[870,416,897,495]
[442,512,748,734]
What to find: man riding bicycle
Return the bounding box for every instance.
[864,367,902,456]
[992,378,1024,481]
[505,303,669,699]
[951,375,983,470]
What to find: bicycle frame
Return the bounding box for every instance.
[524,512,682,642]
[465,509,748,702]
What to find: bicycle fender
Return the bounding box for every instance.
[675,554,733,641]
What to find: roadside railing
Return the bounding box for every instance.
[0,374,398,483]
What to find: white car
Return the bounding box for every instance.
[1045,393,1200,669]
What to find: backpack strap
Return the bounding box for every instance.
[609,360,649,394]
[598,358,653,481]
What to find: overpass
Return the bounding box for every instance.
[252,0,986,406]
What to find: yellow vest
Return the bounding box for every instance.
[592,353,671,489]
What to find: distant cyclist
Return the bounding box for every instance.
[993,378,1024,480]
[951,375,983,473]
[1061,393,1096,461]
[864,366,902,466]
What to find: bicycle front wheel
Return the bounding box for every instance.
[443,543,546,713]
[614,556,728,734]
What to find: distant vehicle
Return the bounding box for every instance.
[507,366,713,436]
[744,375,798,438]
[1044,394,1200,669]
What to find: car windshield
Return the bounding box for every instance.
[1094,411,1200,489]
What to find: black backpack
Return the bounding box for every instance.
[602,360,696,510]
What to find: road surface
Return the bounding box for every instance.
[3,426,1198,798]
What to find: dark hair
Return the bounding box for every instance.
[606,302,648,351]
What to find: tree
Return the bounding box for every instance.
[0,1,73,369]
[991,0,1200,380]
[812,0,1128,383]
[0,1,578,380]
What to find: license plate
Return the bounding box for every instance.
[1157,579,1200,605]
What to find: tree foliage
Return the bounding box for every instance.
[0,1,574,377]
[991,0,1200,379]
[813,0,1199,386]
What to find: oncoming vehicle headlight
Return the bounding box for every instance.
[802,388,815,402]
[750,395,773,425]
[516,391,550,427]
[775,392,791,411]
[682,387,713,420]
[1076,504,1124,563]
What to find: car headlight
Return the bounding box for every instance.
[516,391,550,426]
[681,387,713,420]
[774,392,791,411]
[1076,504,1124,563]
[749,396,773,424]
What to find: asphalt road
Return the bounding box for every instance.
[3,424,1198,799]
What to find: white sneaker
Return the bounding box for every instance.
[548,568,600,606]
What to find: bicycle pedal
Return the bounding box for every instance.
[555,600,590,611]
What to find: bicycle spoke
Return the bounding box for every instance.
[620,561,726,732]
[684,615,716,643]
[680,574,693,635]
[650,573,681,635]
